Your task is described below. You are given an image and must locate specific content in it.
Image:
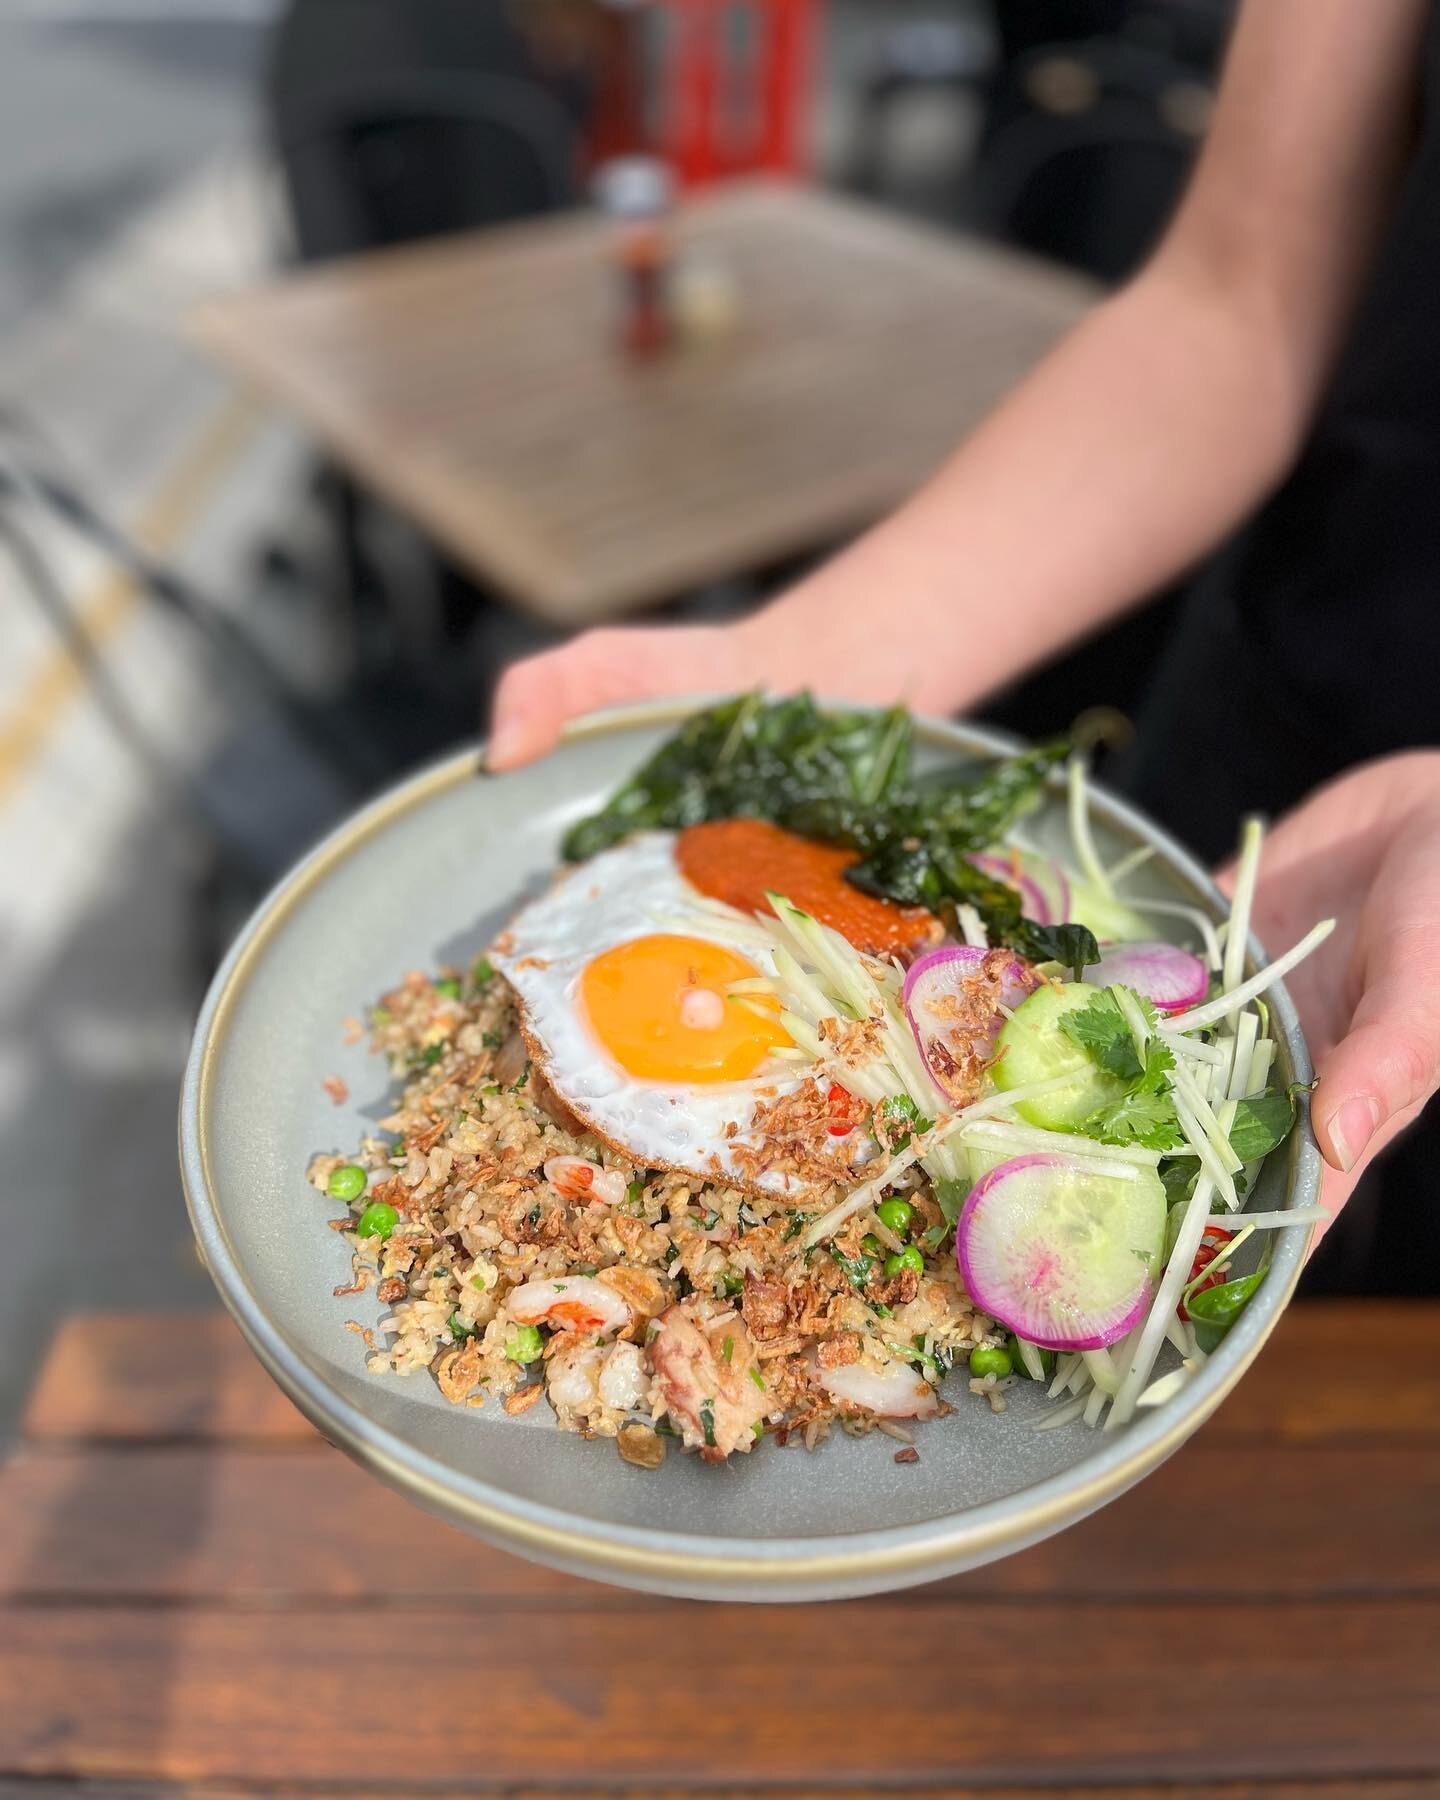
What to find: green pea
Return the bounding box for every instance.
[355,1200,398,1240]
[434,976,461,1001]
[1010,1343,1055,1380]
[861,1234,885,1258]
[505,1324,544,1363]
[326,1163,367,1203]
[471,955,495,991]
[884,1245,925,1278]
[875,1198,914,1237]
[969,1344,1014,1380]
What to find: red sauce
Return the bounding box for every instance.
[676,819,937,957]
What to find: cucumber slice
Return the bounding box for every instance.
[992,981,1127,1130]
[956,1153,1166,1349]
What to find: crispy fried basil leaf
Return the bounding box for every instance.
[564,695,1078,961]
[561,692,914,861]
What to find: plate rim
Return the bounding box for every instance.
[180,698,1320,1595]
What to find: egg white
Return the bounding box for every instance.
[490,833,845,1193]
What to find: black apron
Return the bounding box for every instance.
[1117,11,1440,1292]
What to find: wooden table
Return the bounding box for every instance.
[1,1303,1436,1795]
[191,181,1092,625]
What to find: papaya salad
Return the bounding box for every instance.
[313,696,1329,1460]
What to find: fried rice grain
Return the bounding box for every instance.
[308,962,997,1460]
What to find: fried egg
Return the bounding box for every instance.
[490,833,840,1191]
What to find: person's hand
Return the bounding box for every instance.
[1219,751,1440,1230]
[485,577,972,771]
[486,622,762,771]
[486,608,949,772]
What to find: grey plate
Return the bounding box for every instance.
[180,700,1319,1602]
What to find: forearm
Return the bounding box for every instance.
[489,0,1425,771]
[744,0,1427,718]
[746,258,1310,715]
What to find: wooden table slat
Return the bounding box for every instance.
[9,1304,1439,1790]
[20,1313,313,1443]
[1,1599,1434,1787]
[1,1439,1435,1606]
[3,1787,1435,1800]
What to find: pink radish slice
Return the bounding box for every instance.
[971,851,1072,926]
[1024,856,1071,926]
[902,945,1040,1104]
[1083,941,1208,1013]
[970,853,1051,925]
[956,1153,1164,1351]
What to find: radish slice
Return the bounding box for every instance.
[972,851,1071,926]
[902,946,1040,1104]
[1083,941,1208,1014]
[956,1153,1165,1350]
[971,853,1050,925]
[1022,855,1071,926]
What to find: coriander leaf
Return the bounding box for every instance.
[879,1092,933,1149]
[922,1177,969,1253]
[831,1247,875,1292]
[881,1093,931,1130]
[1059,989,1143,1080]
[933,1175,971,1227]
[1085,1087,1184,1151]
[1135,1037,1176,1096]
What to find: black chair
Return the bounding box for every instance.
[260,4,589,704]
[266,0,586,261]
[272,68,581,260]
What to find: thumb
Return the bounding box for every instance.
[1311,924,1440,1174]
[485,625,738,772]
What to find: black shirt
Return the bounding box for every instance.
[1120,9,1440,1289]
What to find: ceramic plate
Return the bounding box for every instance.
[180,700,1319,1601]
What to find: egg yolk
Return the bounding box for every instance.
[580,934,790,1082]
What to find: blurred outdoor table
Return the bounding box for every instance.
[0,1303,1436,1793]
[190,180,1092,625]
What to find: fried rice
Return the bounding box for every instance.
[308,959,1008,1466]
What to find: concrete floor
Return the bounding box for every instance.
[0,7,295,1433]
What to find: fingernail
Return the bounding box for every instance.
[1329,1095,1380,1172]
